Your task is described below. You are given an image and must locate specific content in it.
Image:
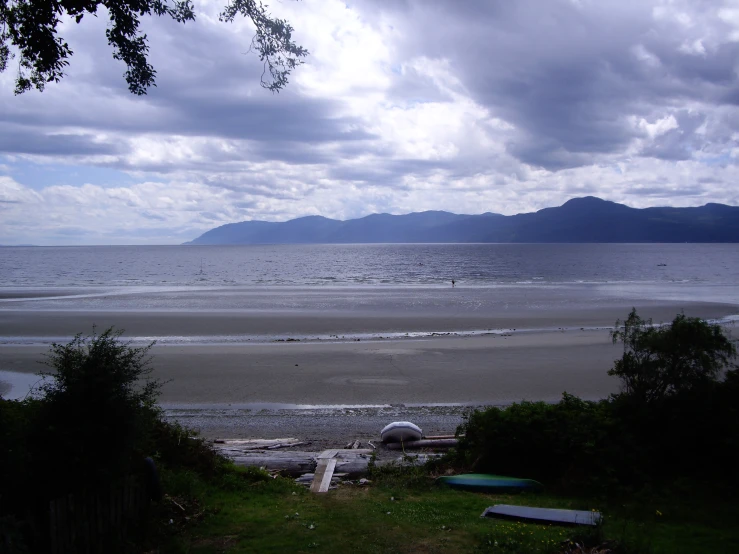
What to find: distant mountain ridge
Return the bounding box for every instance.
[185,197,739,244]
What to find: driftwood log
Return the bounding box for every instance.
[222,449,375,477]
[385,438,458,450]
[213,438,303,452]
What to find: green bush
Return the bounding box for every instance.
[26,328,162,496]
[610,309,736,404]
[148,417,230,478]
[611,369,739,481]
[0,398,41,503]
[0,328,234,553]
[456,311,739,493]
[456,394,626,491]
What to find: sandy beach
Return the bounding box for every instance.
[1,289,737,443]
[0,329,623,405]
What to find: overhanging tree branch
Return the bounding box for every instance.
[0,0,307,94]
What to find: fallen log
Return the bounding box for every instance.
[267,441,309,450]
[213,438,301,451]
[386,438,458,450]
[227,449,374,476]
[230,455,316,474]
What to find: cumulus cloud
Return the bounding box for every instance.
[0,0,738,244]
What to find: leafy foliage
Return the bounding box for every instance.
[0,327,235,551]
[609,309,736,404]
[220,0,308,92]
[456,394,625,490]
[0,0,307,94]
[456,311,739,492]
[149,416,230,478]
[34,328,162,488]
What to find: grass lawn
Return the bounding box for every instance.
[152,466,739,554]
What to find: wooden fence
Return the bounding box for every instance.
[46,475,150,554]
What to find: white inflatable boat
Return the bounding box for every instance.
[380,421,423,443]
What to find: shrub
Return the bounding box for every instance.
[456,394,625,491]
[456,311,739,492]
[28,328,162,495]
[148,417,230,478]
[609,309,736,404]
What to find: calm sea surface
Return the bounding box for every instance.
[2,243,738,288]
[1,244,738,402]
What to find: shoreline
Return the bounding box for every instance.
[2,295,737,442]
[0,299,736,338]
[0,329,625,403]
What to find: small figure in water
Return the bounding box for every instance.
[451,279,455,287]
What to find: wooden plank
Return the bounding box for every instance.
[310,459,331,492]
[310,458,338,493]
[319,458,337,492]
[317,449,339,459]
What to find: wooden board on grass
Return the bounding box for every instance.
[481,504,601,526]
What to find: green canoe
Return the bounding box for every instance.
[436,473,543,493]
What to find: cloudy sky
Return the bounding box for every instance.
[2,0,739,245]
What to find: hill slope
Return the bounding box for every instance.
[185,197,739,244]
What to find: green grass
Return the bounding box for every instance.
[151,466,739,554]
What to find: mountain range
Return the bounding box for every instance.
[186,197,739,244]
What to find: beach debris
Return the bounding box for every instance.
[213,438,300,449]
[267,441,309,450]
[221,448,372,477]
[296,472,349,487]
[217,440,442,479]
[385,438,457,450]
[367,441,376,450]
[311,457,338,493]
[343,439,361,449]
[310,448,370,493]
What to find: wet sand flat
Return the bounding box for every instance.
[2,296,736,441]
[1,298,736,406]
[0,330,622,405]
[0,329,624,444]
[0,299,736,340]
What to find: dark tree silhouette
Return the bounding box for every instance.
[609,308,736,403]
[0,0,307,94]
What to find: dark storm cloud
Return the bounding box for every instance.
[359,0,739,170]
[626,185,705,197]
[0,125,122,157]
[0,93,371,145]
[2,0,739,205]
[328,158,452,185]
[0,8,373,166]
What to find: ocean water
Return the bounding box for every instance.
[2,243,738,288]
[0,244,737,317]
[1,244,738,406]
